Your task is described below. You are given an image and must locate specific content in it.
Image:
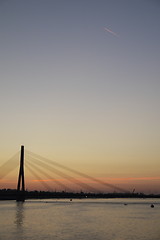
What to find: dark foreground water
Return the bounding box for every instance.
[0,198,160,240]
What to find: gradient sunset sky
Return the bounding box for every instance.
[0,0,160,193]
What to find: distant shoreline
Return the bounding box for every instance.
[0,189,160,200]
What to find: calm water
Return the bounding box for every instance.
[0,198,160,240]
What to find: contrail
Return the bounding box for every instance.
[104,27,119,37]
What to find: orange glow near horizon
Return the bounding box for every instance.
[22,176,160,194]
[1,175,160,194]
[101,176,160,181]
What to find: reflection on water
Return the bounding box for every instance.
[14,202,25,227]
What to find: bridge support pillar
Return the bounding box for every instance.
[16,145,25,202]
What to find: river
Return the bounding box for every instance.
[0,198,160,240]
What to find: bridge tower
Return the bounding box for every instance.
[16,145,25,201]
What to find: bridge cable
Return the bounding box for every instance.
[26,159,72,192]
[0,152,19,180]
[26,150,129,193]
[26,153,100,193]
[25,163,53,192]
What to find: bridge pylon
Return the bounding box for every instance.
[16,145,25,202]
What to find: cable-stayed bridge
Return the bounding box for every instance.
[0,146,129,201]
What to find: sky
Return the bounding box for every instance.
[0,0,160,193]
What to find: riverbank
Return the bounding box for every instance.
[0,189,160,200]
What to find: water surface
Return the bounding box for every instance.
[0,198,160,240]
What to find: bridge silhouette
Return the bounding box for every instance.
[0,146,130,201]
